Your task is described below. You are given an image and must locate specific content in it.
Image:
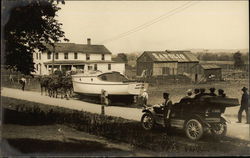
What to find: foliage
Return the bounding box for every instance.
[117,53,128,64]
[3,0,68,75]
[233,51,244,69]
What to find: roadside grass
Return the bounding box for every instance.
[2,96,177,152]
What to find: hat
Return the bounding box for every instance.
[242,87,248,91]
[200,88,205,93]
[209,87,216,91]
[194,88,200,93]
[218,89,224,93]
[143,89,147,92]
[163,92,169,98]
[187,89,192,93]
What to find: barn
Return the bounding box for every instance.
[136,50,199,76]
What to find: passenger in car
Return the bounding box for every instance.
[195,88,206,98]
[209,87,217,96]
[193,88,200,98]
[218,89,226,97]
[180,89,193,103]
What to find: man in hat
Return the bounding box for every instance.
[218,89,226,97]
[181,89,193,102]
[193,88,200,98]
[195,88,206,98]
[209,87,217,96]
[162,92,173,127]
[237,87,249,123]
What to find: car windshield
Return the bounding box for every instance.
[98,72,128,82]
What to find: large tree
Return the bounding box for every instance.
[3,0,68,75]
[233,51,244,69]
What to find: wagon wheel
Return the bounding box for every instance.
[211,123,227,137]
[185,119,204,140]
[141,113,155,130]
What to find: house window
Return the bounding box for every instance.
[36,64,38,71]
[47,52,51,59]
[162,67,170,75]
[86,54,90,60]
[108,64,111,70]
[74,53,78,59]
[39,53,41,60]
[101,54,105,60]
[55,53,59,59]
[94,64,98,70]
[64,53,68,59]
[88,65,93,70]
[36,53,38,60]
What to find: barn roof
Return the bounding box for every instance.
[200,64,221,70]
[45,43,112,54]
[140,50,199,62]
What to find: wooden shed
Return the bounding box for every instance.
[136,50,199,77]
[190,63,222,82]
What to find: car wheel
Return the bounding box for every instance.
[211,123,227,137]
[185,119,204,140]
[141,113,154,130]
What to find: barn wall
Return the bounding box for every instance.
[137,62,153,76]
[177,62,199,74]
[152,62,178,76]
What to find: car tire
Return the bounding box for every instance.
[185,119,204,141]
[141,113,155,130]
[211,123,227,137]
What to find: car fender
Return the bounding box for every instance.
[142,108,155,115]
[221,114,231,124]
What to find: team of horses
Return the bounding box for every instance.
[39,75,73,100]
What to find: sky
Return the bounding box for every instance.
[56,1,249,54]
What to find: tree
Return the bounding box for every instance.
[233,51,244,69]
[117,53,128,64]
[3,0,68,75]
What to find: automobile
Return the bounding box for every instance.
[141,95,239,140]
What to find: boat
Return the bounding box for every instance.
[71,71,148,97]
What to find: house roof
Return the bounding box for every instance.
[45,43,112,54]
[44,60,123,65]
[200,64,221,70]
[139,50,199,62]
[112,56,125,63]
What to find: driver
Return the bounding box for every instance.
[162,92,173,127]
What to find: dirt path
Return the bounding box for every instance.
[1,87,249,141]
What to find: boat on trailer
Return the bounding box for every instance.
[71,71,148,103]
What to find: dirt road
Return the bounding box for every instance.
[1,87,249,141]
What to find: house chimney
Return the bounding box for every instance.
[87,38,91,45]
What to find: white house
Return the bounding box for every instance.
[33,38,125,75]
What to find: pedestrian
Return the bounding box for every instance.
[9,74,14,84]
[20,75,27,91]
[162,92,173,128]
[209,87,217,96]
[141,89,148,107]
[237,87,249,124]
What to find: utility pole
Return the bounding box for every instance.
[52,44,55,74]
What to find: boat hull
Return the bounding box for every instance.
[72,80,148,95]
